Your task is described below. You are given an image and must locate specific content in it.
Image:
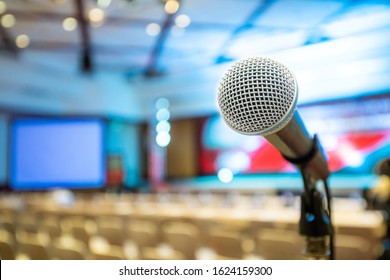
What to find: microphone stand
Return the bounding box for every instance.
[299,171,332,259]
[283,135,334,260]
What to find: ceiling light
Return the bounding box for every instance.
[218,168,233,183]
[156,121,171,133]
[155,98,169,109]
[88,8,105,27]
[146,23,161,36]
[156,131,171,147]
[175,14,190,28]
[0,1,7,14]
[1,14,15,28]
[156,108,170,121]
[62,17,77,31]
[15,34,30,49]
[165,0,179,14]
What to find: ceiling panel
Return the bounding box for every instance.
[158,51,217,73]
[180,0,261,25]
[11,19,79,44]
[255,0,345,29]
[105,0,166,22]
[21,50,81,73]
[1,0,390,117]
[159,26,232,72]
[94,51,150,72]
[225,28,307,58]
[6,0,74,14]
[90,24,156,48]
[320,4,390,38]
[163,27,231,52]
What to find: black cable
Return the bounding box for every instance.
[323,179,335,260]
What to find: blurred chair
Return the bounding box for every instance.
[0,229,15,259]
[40,215,62,240]
[16,241,50,260]
[51,234,88,260]
[89,236,126,260]
[127,220,159,259]
[142,245,186,260]
[17,212,39,234]
[334,211,386,238]
[96,217,125,246]
[333,211,386,259]
[215,218,251,235]
[335,234,372,260]
[192,217,217,246]
[255,228,305,260]
[15,231,51,260]
[61,216,97,245]
[209,229,244,259]
[162,221,200,259]
[0,211,16,236]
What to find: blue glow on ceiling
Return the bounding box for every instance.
[0,0,389,117]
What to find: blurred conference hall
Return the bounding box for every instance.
[1,0,390,261]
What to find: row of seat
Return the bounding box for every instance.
[1,211,384,260]
[0,218,305,260]
[0,192,386,260]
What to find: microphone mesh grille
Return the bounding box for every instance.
[217,57,297,135]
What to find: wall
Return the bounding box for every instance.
[0,56,145,121]
[106,121,142,188]
[0,114,7,186]
[167,119,199,178]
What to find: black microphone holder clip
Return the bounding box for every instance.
[283,135,333,260]
[299,173,332,259]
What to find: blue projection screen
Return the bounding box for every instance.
[10,118,105,190]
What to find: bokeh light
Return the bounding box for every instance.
[1,14,15,28]
[175,14,191,28]
[156,131,171,147]
[146,23,161,36]
[218,168,233,183]
[62,17,78,31]
[165,0,179,14]
[15,34,30,49]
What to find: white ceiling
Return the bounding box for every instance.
[0,0,390,120]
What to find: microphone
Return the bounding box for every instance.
[217,57,329,182]
[217,56,334,259]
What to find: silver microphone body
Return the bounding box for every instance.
[264,111,329,181]
[217,57,329,181]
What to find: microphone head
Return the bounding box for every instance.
[217,57,298,135]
